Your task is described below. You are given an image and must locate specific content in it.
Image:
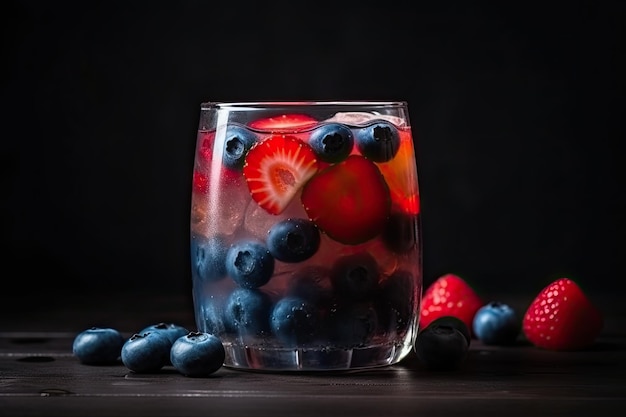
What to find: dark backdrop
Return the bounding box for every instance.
[2,1,624,309]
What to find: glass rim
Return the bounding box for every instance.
[201,100,408,110]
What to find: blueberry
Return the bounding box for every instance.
[425,316,471,346]
[286,266,332,303]
[222,125,257,170]
[121,331,172,373]
[377,270,416,334]
[382,212,418,253]
[327,302,379,347]
[72,327,125,365]
[170,331,225,377]
[308,123,354,163]
[270,296,321,346]
[226,239,275,288]
[415,318,470,370]
[224,288,273,336]
[139,322,189,345]
[199,297,227,335]
[330,252,380,301]
[355,121,400,162]
[267,218,320,263]
[191,234,229,282]
[472,301,520,345]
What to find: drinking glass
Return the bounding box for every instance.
[190,101,422,371]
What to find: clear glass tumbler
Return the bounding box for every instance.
[190,101,422,371]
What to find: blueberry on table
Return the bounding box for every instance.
[170,332,225,377]
[308,123,354,163]
[267,218,320,263]
[224,287,273,336]
[72,327,124,365]
[222,125,258,170]
[191,234,229,282]
[139,322,189,344]
[226,239,275,289]
[121,331,172,373]
[472,301,520,345]
[415,317,470,371]
[270,296,321,346]
[330,252,380,301]
[355,121,400,162]
[423,315,471,346]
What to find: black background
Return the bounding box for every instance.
[2,1,624,311]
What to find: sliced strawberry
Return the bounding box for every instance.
[243,135,319,215]
[248,113,318,133]
[522,278,603,351]
[301,155,391,245]
[192,170,209,194]
[196,130,216,170]
[419,273,483,334]
[378,130,420,215]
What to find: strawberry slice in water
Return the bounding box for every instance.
[243,135,319,215]
[379,130,420,215]
[249,113,318,133]
[301,155,391,245]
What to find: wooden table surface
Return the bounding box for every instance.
[1,292,625,417]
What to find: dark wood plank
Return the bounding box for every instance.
[1,293,625,416]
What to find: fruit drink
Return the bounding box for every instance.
[190,102,422,371]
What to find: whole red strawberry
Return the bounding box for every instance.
[522,277,603,351]
[419,273,483,334]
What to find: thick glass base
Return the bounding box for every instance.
[222,335,415,372]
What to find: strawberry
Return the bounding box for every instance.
[378,130,420,215]
[419,273,483,334]
[192,170,209,194]
[248,113,318,133]
[301,154,391,245]
[243,135,319,215]
[522,277,603,351]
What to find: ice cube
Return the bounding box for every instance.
[324,112,405,127]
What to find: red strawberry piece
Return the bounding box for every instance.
[419,273,483,334]
[192,170,209,194]
[301,154,391,245]
[248,113,318,133]
[522,277,603,351]
[196,130,216,170]
[378,130,420,215]
[243,135,319,215]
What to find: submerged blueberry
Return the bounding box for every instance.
[286,266,332,304]
[267,218,320,263]
[222,125,257,170]
[226,239,275,289]
[330,252,380,301]
[191,234,229,282]
[377,269,416,335]
[270,296,321,346]
[308,123,354,163]
[355,121,400,162]
[224,288,273,336]
[327,302,379,347]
